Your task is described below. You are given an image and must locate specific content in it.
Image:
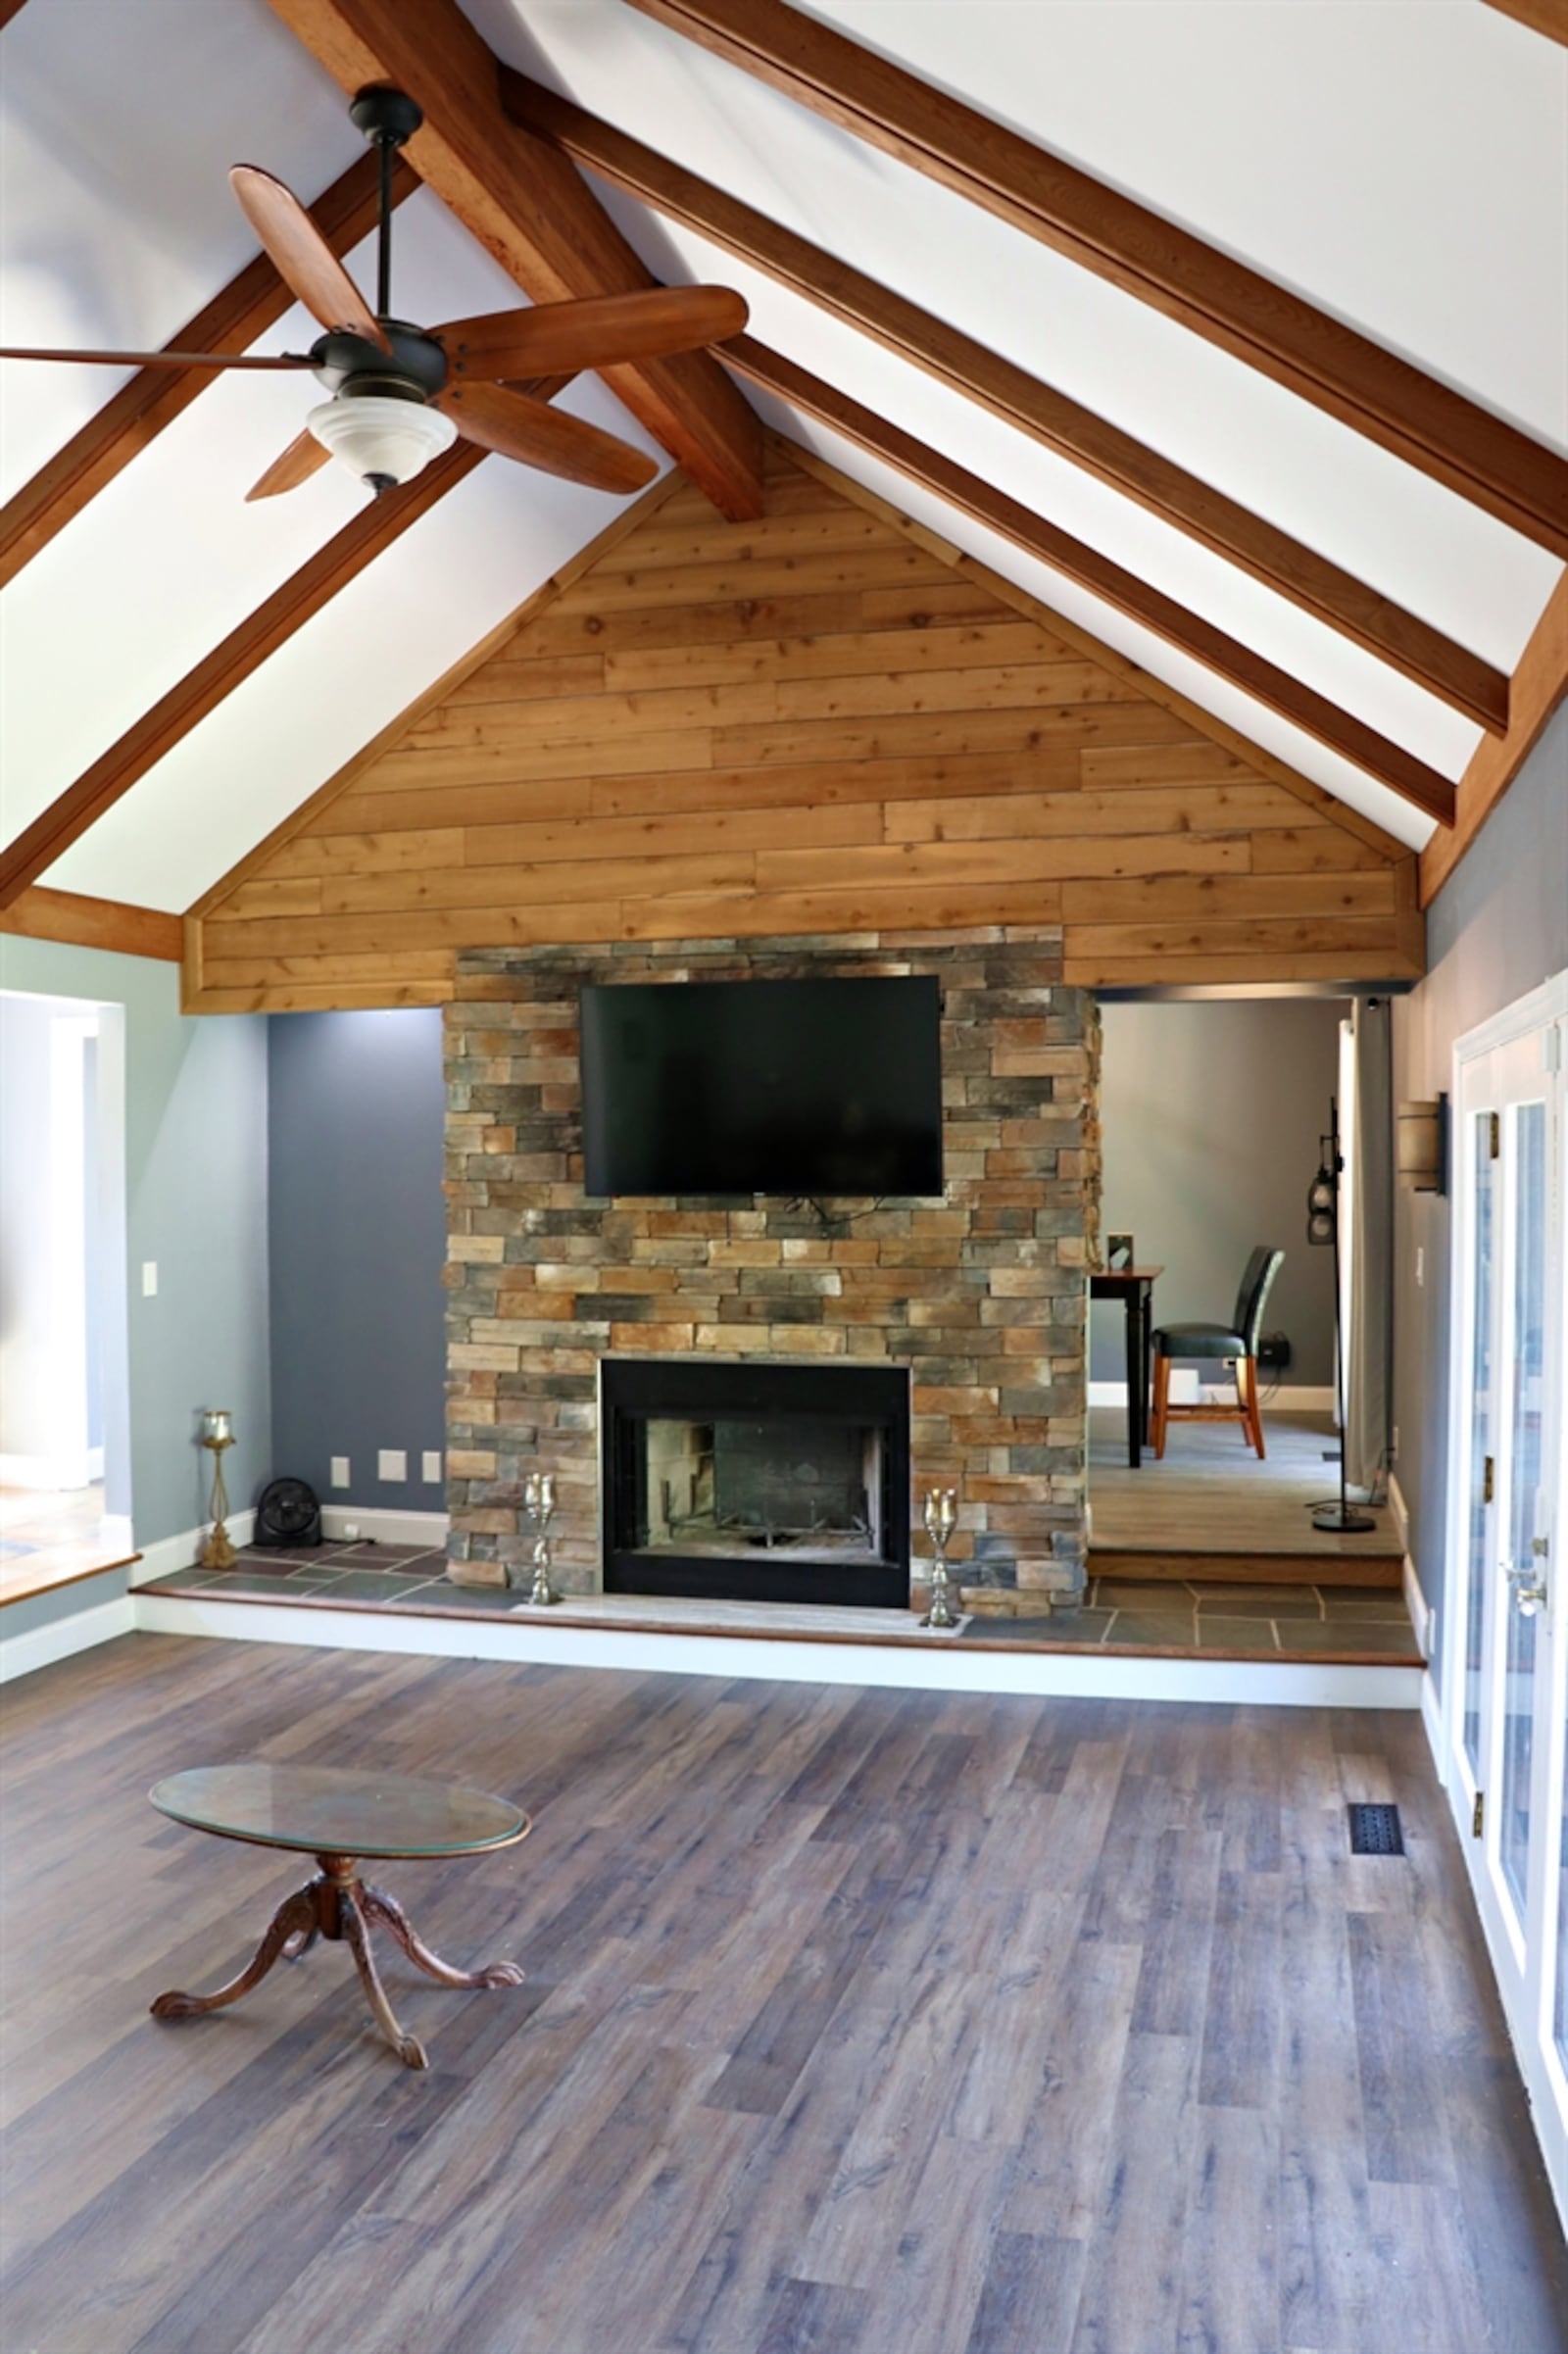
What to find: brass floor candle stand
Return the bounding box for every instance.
[922,1487,959,1629]
[522,1472,561,1605]
[199,1409,236,1571]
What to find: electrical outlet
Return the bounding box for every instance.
[378,1448,408,1482]
[421,1450,443,1484]
[330,1456,350,1489]
[141,1261,158,1298]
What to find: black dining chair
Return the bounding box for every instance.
[1149,1246,1285,1459]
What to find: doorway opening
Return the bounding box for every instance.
[0,990,134,1599]
[1084,989,1412,1660]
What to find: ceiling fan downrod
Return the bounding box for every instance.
[348,85,423,322]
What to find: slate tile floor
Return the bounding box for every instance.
[973,1575,1421,1660]
[143,1545,1421,1661]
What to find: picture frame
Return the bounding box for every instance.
[1106,1233,1135,1272]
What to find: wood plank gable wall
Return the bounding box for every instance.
[186,437,1422,1012]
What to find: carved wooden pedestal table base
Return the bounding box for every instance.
[148,1765,530,2069]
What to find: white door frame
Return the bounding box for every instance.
[1440,967,1567,2229]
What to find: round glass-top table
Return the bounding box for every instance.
[148,1764,531,2069]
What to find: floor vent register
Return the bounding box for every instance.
[1348,1801,1405,1856]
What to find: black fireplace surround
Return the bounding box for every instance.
[600,1357,911,1609]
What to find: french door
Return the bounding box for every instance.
[1445,975,1567,2222]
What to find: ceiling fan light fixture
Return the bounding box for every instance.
[306,392,456,493]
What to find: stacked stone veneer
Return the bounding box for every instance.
[444,931,1101,1611]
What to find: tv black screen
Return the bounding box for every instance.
[580,976,944,1199]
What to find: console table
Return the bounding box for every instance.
[1090,1264,1163,1469]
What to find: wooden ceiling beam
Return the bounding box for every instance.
[0,425,506,907]
[0,153,415,588]
[722,339,1456,828]
[1419,570,1568,905]
[265,0,762,518]
[504,72,1508,739]
[1482,1,1568,45]
[0,886,181,961]
[627,0,1568,558]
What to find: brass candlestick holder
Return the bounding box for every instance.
[922,1486,959,1629]
[199,1408,236,1571]
[522,1472,561,1606]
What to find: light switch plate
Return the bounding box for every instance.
[330,1456,350,1489]
[378,1448,408,1482]
[421,1450,443,1484]
[141,1261,158,1297]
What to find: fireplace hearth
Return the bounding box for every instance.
[601,1358,910,1608]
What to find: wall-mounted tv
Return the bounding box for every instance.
[580,975,944,1199]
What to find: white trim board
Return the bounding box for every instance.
[130,1509,256,1588]
[1089,1380,1336,1411]
[320,1506,448,1545]
[131,1592,1423,1709]
[0,1595,135,1683]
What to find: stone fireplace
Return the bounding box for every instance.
[444,930,1100,1612]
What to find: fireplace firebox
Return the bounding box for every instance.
[600,1358,911,1608]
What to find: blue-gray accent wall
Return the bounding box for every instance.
[268,1009,447,1513]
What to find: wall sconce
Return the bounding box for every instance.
[199,1408,236,1570]
[1396,1095,1448,1196]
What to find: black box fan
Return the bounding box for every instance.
[254,1477,322,1548]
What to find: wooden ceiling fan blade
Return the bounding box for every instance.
[434,385,659,493]
[245,428,333,502]
[229,165,390,352]
[431,287,749,379]
[0,346,313,369]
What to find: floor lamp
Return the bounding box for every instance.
[1306,1108,1377,1536]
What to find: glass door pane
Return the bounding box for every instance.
[1463,1112,1496,1775]
[1499,1102,1546,1921]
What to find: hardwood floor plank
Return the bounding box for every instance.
[964,2228,1087,2354]
[1,1640,1562,2354]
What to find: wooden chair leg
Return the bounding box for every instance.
[1242,1355,1267,1457]
[1151,1355,1169,1458]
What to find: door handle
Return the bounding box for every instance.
[1504,1537,1549,1617]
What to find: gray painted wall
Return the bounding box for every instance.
[268,1009,446,1512]
[1393,704,1568,1655]
[1093,999,1343,1385]
[0,937,270,1558]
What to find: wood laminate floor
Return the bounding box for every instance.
[1090,1409,1399,1559]
[2,1636,1562,2354]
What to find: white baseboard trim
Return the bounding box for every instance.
[1420,1668,1446,1784]
[131,1592,1423,1709]
[0,1595,135,1683]
[130,1509,255,1589]
[1088,1379,1336,1412]
[320,1505,449,1545]
[1385,1478,1433,1664]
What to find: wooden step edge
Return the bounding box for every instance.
[1088,1548,1404,1588]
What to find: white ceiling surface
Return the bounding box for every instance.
[46,373,672,909]
[3,0,1566,910]
[0,0,362,497]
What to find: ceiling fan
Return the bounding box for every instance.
[0,84,748,502]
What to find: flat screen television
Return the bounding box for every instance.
[580,976,944,1199]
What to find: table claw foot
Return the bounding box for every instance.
[361,1883,524,1993]
[151,1886,317,2022]
[340,1885,426,2070]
